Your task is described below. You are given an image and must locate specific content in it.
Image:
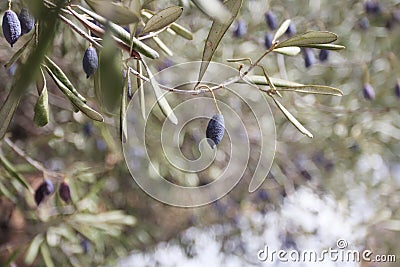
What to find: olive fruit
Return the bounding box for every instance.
[82,46,98,78]
[2,10,21,47]
[34,179,54,206]
[265,11,278,30]
[285,22,296,37]
[18,8,34,35]
[206,113,225,149]
[318,49,329,62]
[59,182,71,203]
[303,48,315,68]
[233,19,246,38]
[264,32,273,49]
[362,83,375,100]
[365,1,381,15]
[394,82,400,98]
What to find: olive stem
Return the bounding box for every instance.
[198,84,222,114]
[4,137,63,179]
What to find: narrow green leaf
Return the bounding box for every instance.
[136,62,146,120]
[242,75,343,96]
[44,66,104,122]
[381,220,400,231]
[75,5,159,59]
[33,88,49,127]
[4,33,34,70]
[141,9,193,40]
[272,19,291,43]
[170,23,193,40]
[275,31,338,49]
[84,0,139,24]
[191,0,231,22]
[198,0,243,83]
[240,75,303,87]
[73,211,136,225]
[34,68,49,127]
[25,234,44,265]
[2,248,20,267]
[152,36,173,56]
[0,181,17,202]
[94,63,102,111]
[141,60,178,125]
[44,57,87,103]
[141,6,183,35]
[273,46,301,56]
[0,153,31,191]
[0,89,21,140]
[299,43,345,50]
[120,71,129,143]
[40,242,55,267]
[276,85,344,96]
[271,96,313,138]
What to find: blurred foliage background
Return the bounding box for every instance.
[0,0,400,266]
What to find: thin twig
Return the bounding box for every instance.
[58,14,103,49]
[4,137,62,178]
[127,41,279,96]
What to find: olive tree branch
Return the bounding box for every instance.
[4,137,63,179]
[129,42,280,95]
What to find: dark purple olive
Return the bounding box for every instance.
[264,32,273,49]
[362,83,375,100]
[2,10,21,47]
[34,179,54,206]
[303,48,315,68]
[59,182,71,203]
[395,82,400,98]
[82,46,98,78]
[233,19,247,38]
[123,70,132,100]
[318,49,329,62]
[83,122,93,137]
[257,189,269,201]
[18,8,34,35]
[285,22,296,36]
[365,1,381,15]
[300,169,312,180]
[127,72,132,100]
[81,239,90,254]
[265,11,278,30]
[385,19,393,30]
[206,113,225,149]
